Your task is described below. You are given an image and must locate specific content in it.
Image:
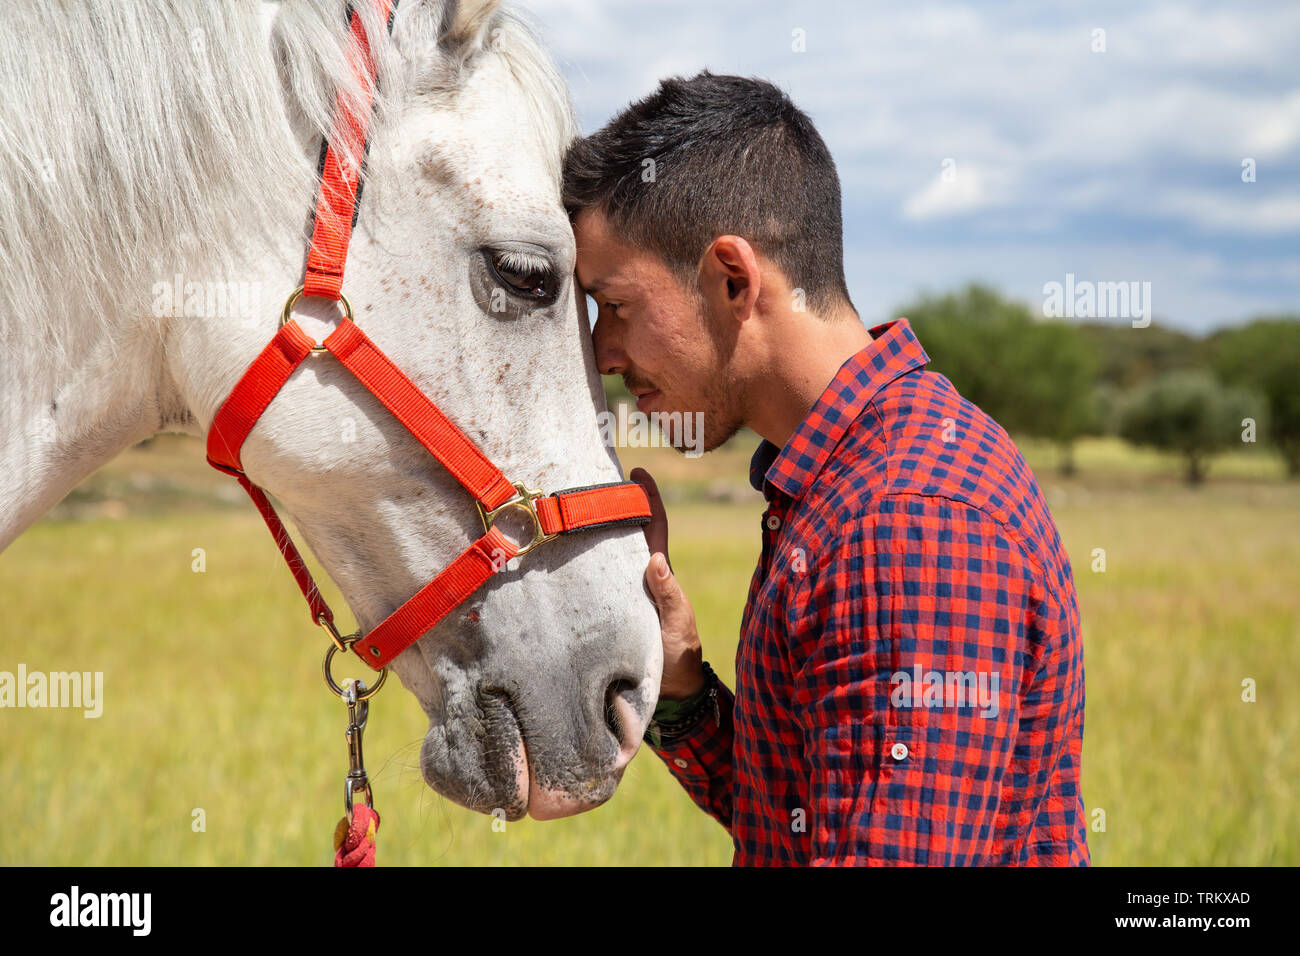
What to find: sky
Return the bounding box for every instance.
[522,0,1299,334]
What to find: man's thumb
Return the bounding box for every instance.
[647,552,681,610]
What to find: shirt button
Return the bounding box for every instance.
[673,758,689,769]
[765,514,781,531]
[890,743,909,761]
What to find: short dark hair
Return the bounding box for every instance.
[562,71,855,317]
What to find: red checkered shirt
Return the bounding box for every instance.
[648,318,1089,865]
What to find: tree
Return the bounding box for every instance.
[1117,371,1259,484]
[1078,321,1206,389]
[1210,316,1300,478]
[899,284,1100,473]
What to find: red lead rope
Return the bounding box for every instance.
[204,0,651,673]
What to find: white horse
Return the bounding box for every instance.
[0,0,661,823]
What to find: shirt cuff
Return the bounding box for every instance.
[646,677,734,786]
[645,661,719,747]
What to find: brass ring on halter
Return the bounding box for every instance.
[476,481,559,558]
[280,284,355,354]
[323,634,388,700]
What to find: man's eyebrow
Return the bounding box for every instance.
[582,277,608,293]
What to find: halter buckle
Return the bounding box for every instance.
[475,481,558,558]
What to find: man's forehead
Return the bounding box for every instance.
[579,209,681,299]
[574,208,626,290]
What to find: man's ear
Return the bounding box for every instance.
[698,235,762,325]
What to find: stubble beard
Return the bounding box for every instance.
[658,277,747,455]
[695,374,745,454]
[661,348,745,456]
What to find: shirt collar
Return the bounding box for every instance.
[748,318,930,499]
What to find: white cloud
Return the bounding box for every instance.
[1154,188,1300,234]
[902,164,1002,220]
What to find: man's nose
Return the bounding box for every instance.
[591,310,627,377]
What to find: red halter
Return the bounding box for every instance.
[205,0,650,671]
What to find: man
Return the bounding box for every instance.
[563,72,1088,865]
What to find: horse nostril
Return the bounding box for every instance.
[604,678,639,747]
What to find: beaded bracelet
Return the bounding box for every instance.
[644,661,720,748]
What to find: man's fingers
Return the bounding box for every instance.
[645,551,688,626]
[630,467,669,561]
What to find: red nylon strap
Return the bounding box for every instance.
[325,319,517,510]
[208,318,652,664]
[303,1,392,299]
[537,483,652,536]
[205,320,336,628]
[206,322,316,473]
[352,527,519,668]
[353,482,651,668]
[237,475,334,627]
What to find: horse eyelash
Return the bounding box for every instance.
[493,249,551,275]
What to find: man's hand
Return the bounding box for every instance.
[630,467,706,701]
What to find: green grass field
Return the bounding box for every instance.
[1,433,1296,865]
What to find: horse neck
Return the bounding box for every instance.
[1,307,171,548]
[0,238,304,551]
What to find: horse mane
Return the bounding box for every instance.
[0,0,575,361]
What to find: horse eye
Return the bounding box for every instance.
[488,250,555,299]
